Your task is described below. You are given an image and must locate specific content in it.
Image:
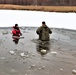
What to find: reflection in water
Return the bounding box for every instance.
[36,40,51,56]
[12,36,20,45]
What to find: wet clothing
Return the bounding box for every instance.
[12,29,21,37]
[36,25,52,41]
[12,25,22,44]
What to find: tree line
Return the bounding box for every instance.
[0,0,76,6]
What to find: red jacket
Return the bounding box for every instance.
[12,29,21,37]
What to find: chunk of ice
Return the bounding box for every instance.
[20,53,25,57]
[9,51,15,55]
[72,69,76,74]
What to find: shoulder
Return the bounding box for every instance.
[37,26,42,30]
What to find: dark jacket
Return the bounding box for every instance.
[36,25,52,41]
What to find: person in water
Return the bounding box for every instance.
[12,24,22,44]
[36,21,52,41]
[12,24,22,37]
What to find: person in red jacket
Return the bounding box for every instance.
[12,24,22,44]
[12,24,22,37]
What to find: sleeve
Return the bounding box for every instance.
[18,30,22,36]
[36,27,41,34]
[49,28,52,34]
[12,30,16,35]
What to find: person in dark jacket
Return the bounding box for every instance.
[36,21,52,41]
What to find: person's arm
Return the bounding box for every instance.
[36,27,41,35]
[12,30,16,35]
[49,28,52,34]
[18,30,22,36]
[19,30,22,36]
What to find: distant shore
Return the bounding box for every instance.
[0,4,76,12]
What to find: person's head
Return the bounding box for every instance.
[42,21,46,25]
[14,24,19,30]
[15,24,18,27]
[42,21,47,27]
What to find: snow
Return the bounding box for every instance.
[0,10,76,30]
